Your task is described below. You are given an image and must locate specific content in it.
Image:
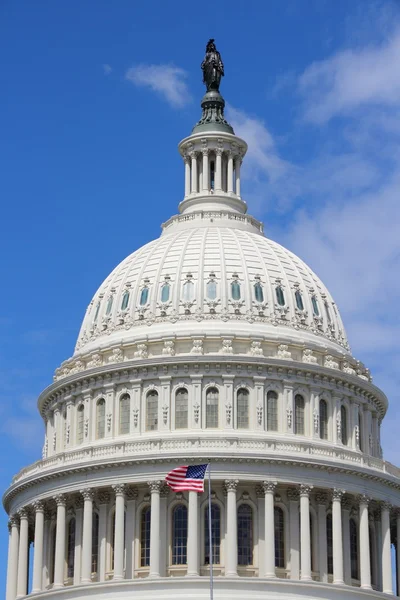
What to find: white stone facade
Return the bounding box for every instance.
[3,52,400,600]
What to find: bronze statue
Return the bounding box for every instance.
[201,39,224,92]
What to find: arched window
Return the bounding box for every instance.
[341,405,348,445]
[106,295,113,315]
[319,399,328,440]
[358,411,363,452]
[205,503,221,565]
[295,290,304,311]
[182,279,194,301]
[96,399,106,439]
[350,519,359,579]
[276,286,285,306]
[237,388,249,429]
[67,518,75,578]
[274,507,284,568]
[146,391,158,431]
[267,390,278,431]
[76,405,84,445]
[92,512,99,575]
[161,283,170,303]
[254,281,264,302]
[94,301,100,322]
[206,280,217,300]
[294,394,305,435]
[311,295,319,316]
[121,290,130,311]
[175,388,188,429]
[327,513,333,575]
[172,505,188,565]
[237,504,253,566]
[119,393,130,435]
[206,387,219,428]
[140,287,149,306]
[140,507,151,567]
[231,281,241,300]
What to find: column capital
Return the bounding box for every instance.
[125,486,139,501]
[97,490,111,505]
[300,484,313,497]
[189,150,198,160]
[148,480,162,493]
[112,483,126,496]
[32,500,45,513]
[357,494,370,506]
[54,493,67,507]
[201,147,209,156]
[287,488,300,501]
[18,507,29,520]
[332,488,345,502]
[262,481,277,495]
[9,514,19,528]
[215,147,223,156]
[224,479,239,493]
[381,501,392,512]
[80,487,95,501]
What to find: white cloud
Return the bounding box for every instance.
[298,26,400,124]
[125,64,191,108]
[103,64,112,75]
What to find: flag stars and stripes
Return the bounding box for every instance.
[165,463,208,492]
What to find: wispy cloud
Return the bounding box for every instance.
[125,64,191,108]
[103,64,112,75]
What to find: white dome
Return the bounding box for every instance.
[75,219,349,357]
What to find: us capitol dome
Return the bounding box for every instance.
[4,40,400,600]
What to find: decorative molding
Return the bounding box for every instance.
[97,491,110,505]
[332,488,345,501]
[224,479,239,493]
[54,493,67,507]
[125,486,139,501]
[262,481,277,494]
[287,488,300,501]
[300,484,313,497]
[148,480,163,493]
[80,488,94,501]
[112,484,126,496]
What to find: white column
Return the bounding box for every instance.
[316,493,328,583]
[202,149,209,192]
[342,499,352,585]
[263,482,277,578]
[149,481,161,577]
[53,494,67,589]
[359,495,372,589]
[187,491,199,576]
[396,511,400,597]
[6,516,19,600]
[381,502,393,594]
[113,484,126,581]
[125,487,138,580]
[215,149,223,191]
[81,488,94,583]
[332,489,344,584]
[227,152,234,194]
[184,155,191,197]
[73,497,83,586]
[16,509,29,598]
[32,501,45,593]
[190,152,198,193]
[225,479,239,577]
[98,491,109,582]
[288,488,300,579]
[235,156,242,197]
[300,485,312,581]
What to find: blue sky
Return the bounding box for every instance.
[1,0,400,590]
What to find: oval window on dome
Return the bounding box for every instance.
[94,302,100,322]
[231,281,241,300]
[161,283,170,303]
[254,282,264,303]
[276,286,285,306]
[121,290,130,311]
[311,295,319,316]
[182,280,194,301]
[140,287,149,306]
[295,290,304,311]
[207,280,217,300]
[106,296,113,315]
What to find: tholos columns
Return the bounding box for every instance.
[227,152,234,194]
[300,485,312,581]
[202,149,209,192]
[81,488,94,583]
[381,502,393,594]
[225,479,239,576]
[113,484,126,581]
[16,509,29,598]
[332,489,344,585]
[125,486,138,580]
[190,152,198,194]
[358,495,372,589]
[316,493,328,583]
[235,156,241,197]
[149,481,162,577]
[32,501,45,593]
[215,148,223,191]
[263,481,277,578]
[184,155,191,198]
[53,494,67,589]
[98,491,110,582]
[187,490,199,576]
[6,516,19,600]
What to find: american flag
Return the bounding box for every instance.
[165,463,208,492]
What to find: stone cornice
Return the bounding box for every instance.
[38,355,387,418]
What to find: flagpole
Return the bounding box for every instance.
[208,463,213,600]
